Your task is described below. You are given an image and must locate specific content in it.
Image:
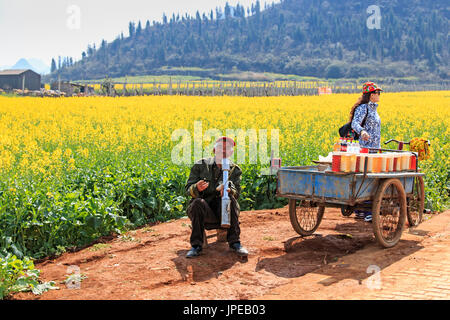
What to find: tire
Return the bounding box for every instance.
[341,206,353,217]
[372,179,407,248]
[289,199,325,236]
[407,176,425,227]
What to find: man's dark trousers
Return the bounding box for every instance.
[187,197,241,248]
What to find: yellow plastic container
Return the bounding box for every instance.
[373,155,382,173]
[366,154,375,173]
[340,153,352,173]
[349,153,357,173]
[340,154,347,172]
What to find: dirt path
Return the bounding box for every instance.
[259,210,450,300]
[13,207,448,300]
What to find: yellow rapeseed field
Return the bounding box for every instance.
[83,80,341,92]
[0,91,448,172]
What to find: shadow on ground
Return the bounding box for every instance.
[255,232,423,285]
[172,242,249,282]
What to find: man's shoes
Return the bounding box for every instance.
[230,242,248,257]
[186,246,202,258]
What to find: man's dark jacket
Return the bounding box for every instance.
[185,157,242,207]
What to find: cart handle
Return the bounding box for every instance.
[385,139,431,146]
[385,139,410,146]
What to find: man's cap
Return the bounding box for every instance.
[215,136,236,147]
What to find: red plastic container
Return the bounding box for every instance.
[361,148,369,154]
[410,154,417,171]
[332,153,342,172]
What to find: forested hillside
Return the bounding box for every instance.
[48,0,449,81]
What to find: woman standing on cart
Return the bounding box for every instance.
[350,82,384,222]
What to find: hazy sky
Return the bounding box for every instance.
[0,0,278,67]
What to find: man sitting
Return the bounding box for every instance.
[185,137,248,258]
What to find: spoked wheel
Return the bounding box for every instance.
[289,199,325,236]
[372,179,407,248]
[341,206,353,217]
[407,176,425,227]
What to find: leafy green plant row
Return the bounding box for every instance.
[0,154,285,262]
[0,254,57,299]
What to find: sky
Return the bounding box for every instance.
[0,0,278,68]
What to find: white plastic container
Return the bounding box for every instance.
[401,153,410,171]
[359,154,368,172]
[380,154,388,172]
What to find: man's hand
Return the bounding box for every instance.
[196,180,209,192]
[216,184,231,197]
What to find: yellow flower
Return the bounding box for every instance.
[68,158,76,170]
[64,149,72,158]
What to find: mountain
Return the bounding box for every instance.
[2,58,50,75]
[11,58,34,70]
[27,58,51,75]
[47,0,449,81]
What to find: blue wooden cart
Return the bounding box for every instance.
[276,151,425,248]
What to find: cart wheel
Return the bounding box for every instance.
[289,199,325,236]
[407,176,425,227]
[341,206,353,217]
[372,179,407,248]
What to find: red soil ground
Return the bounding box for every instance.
[13,206,445,300]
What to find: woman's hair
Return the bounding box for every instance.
[349,92,372,122]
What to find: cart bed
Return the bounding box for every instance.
[277,166,424,205]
